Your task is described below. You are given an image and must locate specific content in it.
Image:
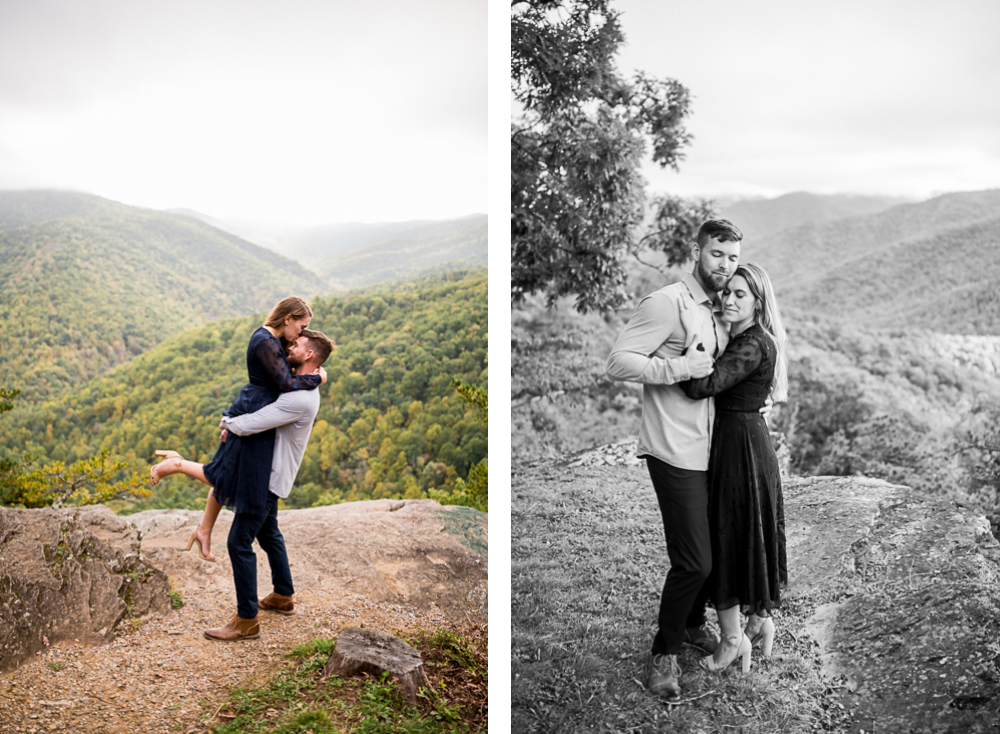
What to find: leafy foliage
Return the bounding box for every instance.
[511,0,708,313]
[432,378,488,511]
[0,449,149,509]
[0,387,18,414]
[1,386,149,508]
[0,272,487,512]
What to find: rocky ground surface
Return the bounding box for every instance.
[516,443,1000,733]
[0,499,487,734]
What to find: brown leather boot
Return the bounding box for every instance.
[258,592,295,615]
[203,614,260,642]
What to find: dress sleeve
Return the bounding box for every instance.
[681,333,763,399]
[255,335,321,392]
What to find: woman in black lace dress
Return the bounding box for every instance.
[149,296,324,560]
[681,262,788,673]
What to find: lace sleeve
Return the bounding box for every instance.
[255,335,321,392]
[681,333,764,399]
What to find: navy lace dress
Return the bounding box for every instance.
[203,327,321,515]
[681,324,787,614]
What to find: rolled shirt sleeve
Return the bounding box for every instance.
[606,290,693,385]
[222,396,305,436]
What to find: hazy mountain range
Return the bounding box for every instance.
[169,208,488,290]
[748,189,1000,333]
[718,191,913,242]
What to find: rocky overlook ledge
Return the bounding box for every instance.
[514,442,1000,733]
[0,499,487,733]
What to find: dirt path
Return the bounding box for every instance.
[0,501,487,733]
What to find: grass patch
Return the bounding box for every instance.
[46,661,65,671]
[168,577,185,609]
[512,463,850,733]
[207,627,486,733]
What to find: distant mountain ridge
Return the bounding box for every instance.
[749,189,1000,333]
[0,190,326,401]
[720,191,911,242]
[170,209,489,288]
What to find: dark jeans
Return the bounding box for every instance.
[228,492,294,619]
[646,456,712,655]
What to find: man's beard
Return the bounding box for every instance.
[697,258,729,293]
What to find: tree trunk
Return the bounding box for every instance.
[324,627,429,705]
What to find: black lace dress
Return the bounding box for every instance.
[681,324,787,614]
[203,327,321,515]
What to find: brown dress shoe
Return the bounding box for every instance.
[259,592,295,615]
[648,653,682,700]
[203,614,260,642]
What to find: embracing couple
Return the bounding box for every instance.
[149,296,335,642]
[607,219,788,700]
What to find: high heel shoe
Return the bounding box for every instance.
[185,525,216,562]
[699,633,752,674]
[150,450,182,486]
[745,615,776,658]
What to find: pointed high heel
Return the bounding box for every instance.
[745,616,776,658]
[699,633,751,674]
[150,450,182,486]
[185,525,216,562]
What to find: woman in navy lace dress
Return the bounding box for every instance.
[149,296,324,560]
[681,263,788,674]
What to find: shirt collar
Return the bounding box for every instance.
[682,272,716,307]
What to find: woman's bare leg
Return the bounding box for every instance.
[150,453,220,560]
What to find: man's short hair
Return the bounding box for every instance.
[300,329,335,365]
[696,219,743,247]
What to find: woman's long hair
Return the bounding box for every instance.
[265,296,313,349]
[265,296,313,330]
[734,263,788,402]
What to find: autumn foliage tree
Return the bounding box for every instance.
[1,387,148,509]
[512,0,712,312]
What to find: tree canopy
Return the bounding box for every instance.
[512,0,710,313]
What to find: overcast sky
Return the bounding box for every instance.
[0,0,485,225]
[612,0,1000,202]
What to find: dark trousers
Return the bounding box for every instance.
[646,456,712,655]
[227,492,295,619]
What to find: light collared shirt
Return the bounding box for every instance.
[221,389,321,499]
[606,272,730,470]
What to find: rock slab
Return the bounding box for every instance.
[0,505,171,673]
[324,627,430,705]
[130,499,488,625]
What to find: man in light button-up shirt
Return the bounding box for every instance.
[607,219,743,700]
[203,328,335,641]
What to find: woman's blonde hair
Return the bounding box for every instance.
[734,263,788,402]
[265,296,313,332]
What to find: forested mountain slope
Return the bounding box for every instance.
[0,271,488,511]
[316,215,488,291]
[749,189,1000,332]
[0,191,326,401]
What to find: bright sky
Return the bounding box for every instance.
[0,0,486,225]
[613,0,1000,201]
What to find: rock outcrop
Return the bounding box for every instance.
[0,505,171,673]
[129,498,488,625]
[791,476,1000,731]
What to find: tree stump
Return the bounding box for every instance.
[324,627,429,705]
